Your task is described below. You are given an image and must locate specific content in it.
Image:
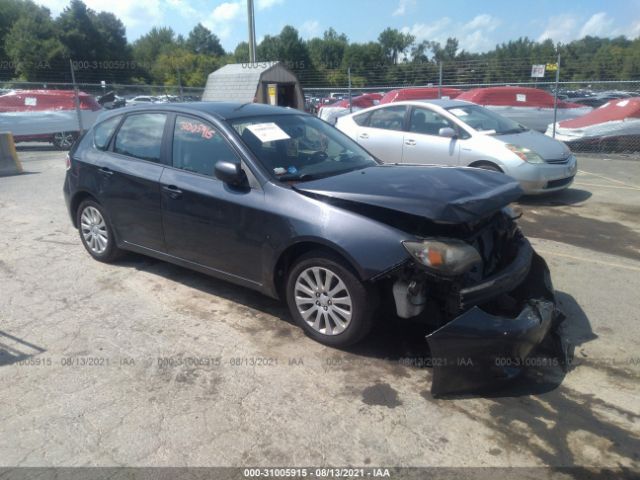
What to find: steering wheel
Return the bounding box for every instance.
[309,151,328,164]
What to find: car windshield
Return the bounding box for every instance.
[229,114,378,182]
[446,104,528,135]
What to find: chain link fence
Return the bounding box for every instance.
[1,56,639,154]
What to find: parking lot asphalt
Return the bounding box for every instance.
[1,150,639,470]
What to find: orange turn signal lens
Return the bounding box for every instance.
[427,249,444,267]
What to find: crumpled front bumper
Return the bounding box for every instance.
[426,242,570,397]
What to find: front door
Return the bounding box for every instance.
[401,106,460,165]
[161,115,266,284]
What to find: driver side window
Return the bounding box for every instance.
[172,116,238,177]
[409,108,456,136]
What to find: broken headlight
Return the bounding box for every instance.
[402,239,481,276]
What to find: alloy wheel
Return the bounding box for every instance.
[294,267,353,335]
[80,206,109,254]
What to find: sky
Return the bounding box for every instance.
[36,0,640,53]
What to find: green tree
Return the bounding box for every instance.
[5,7,66,80]
[93,11,130,60]
[186,23,225,56]
[132,26,179,80]
[233,42,250,63]
[307,28,348,70]
[378,28,414,64]
[56,0,102,59]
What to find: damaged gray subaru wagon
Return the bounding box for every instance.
[64,103,568,396]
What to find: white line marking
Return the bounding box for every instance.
[536,249,640,272]
[578,170,640,189]
[575,182,640,191]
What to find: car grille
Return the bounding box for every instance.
[545,176,574,189]
[545,154,573,164]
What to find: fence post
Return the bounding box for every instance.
[552,54,561,139]
[177,68,184,102]
[348,66,352,113]
[69,59,84,133]
[438,62,443,98]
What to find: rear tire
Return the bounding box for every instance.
[285,251,374,347]
[76,199,122,263]
[52,132,77,150]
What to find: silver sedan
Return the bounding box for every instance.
[336,99,577,194]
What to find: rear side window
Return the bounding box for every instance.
[172,115,238,177]
[353,111,371,126]
[369,106,406,131]
[93,116,121,151]
[114,113,167,162]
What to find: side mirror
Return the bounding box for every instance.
[438,127,457,138]
[215,160,247,187]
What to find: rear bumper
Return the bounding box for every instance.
[426,243,569,397]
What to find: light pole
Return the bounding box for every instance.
[247,0,257,63]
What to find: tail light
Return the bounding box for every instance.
[65,154,71,171]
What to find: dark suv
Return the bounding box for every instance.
[64,102,567,396]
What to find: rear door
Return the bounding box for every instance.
[402,106,461,165]
[98,112,168,251]
[160,114,266,284]
[352,105,407,163]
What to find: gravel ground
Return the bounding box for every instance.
[0,150,638,474]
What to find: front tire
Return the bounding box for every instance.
[77,199,122,263]
[286,251,374,347]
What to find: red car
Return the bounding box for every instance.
[0,90,102,149]
[456,86,592,132]
[379,87,462,104]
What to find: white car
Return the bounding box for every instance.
[336,100,578,194]
[126,96,157,106]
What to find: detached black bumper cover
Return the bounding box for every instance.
[426,243,570,397]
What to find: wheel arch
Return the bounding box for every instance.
[70,191,100,228]
[271,239,365,300]
[468,160,504,172]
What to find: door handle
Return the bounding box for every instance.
[358,133,369,139]
[162,185,183,199]
[404,139,416,146]
[98,167,114,176]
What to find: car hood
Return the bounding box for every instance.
[496,129,571,160]
[294,165,523,225]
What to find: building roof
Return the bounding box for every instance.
[202,62,280,102]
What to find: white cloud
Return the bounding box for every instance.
[392,0,415,17]
[465,14,499,32]
[628,20,640,38]
[38,0,163,29]
[202,1,244,40]
[402,14,501,53]
[537,12,640,43]
[579,12,615,38]
[537,14,578,43]
[256,0,283,10]
[300,20,321,39]
[211,1,242,21]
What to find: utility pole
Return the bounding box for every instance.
[69,60,84,133]
[247,0,257,63]
[552,54,561,139]
[348,67,352,113]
